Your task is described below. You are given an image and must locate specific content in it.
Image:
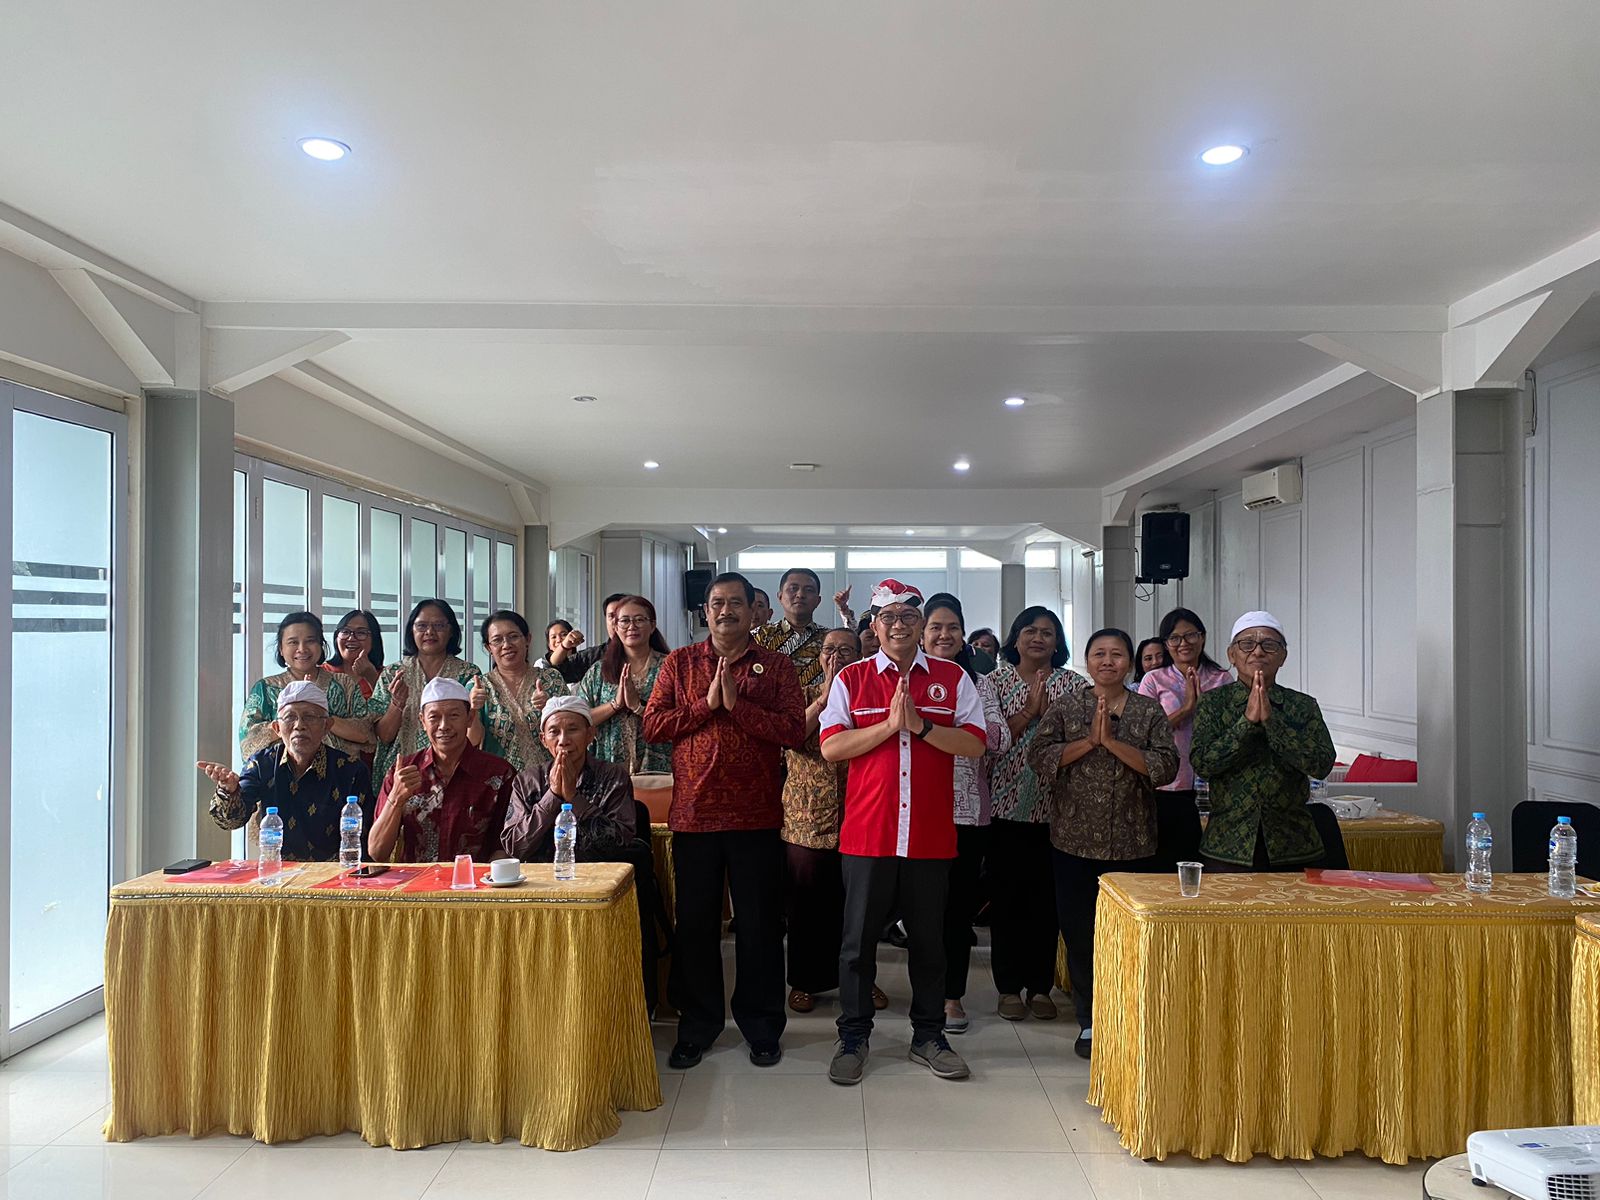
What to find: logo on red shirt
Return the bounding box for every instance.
[926,681,948,703]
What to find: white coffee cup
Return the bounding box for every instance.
[489,858,522,884]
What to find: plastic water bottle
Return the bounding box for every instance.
[1309,778,1327,801]
[339,795,363,872]
[1193,776,1210,816]
[553,803,578,881]
[258,807,284,881]
[1464,812,1493,894]
[1549,816,1578,899]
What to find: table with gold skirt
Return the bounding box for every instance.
[103,862,661,1151]
[1573,914,1600,1124]
[1088,871,1600,1165]
[1054,809,1448,992]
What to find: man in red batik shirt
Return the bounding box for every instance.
[643,572,804,1070]
[819,579,986,1085]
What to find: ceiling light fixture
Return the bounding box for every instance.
[298,137,351,162]
[1003,396,1026,408]
[572,394,596,404]
[788,462,818,472]
[642,460,660,470]
[905,529,916,536]
[1200,144,1247,166]
[953,459,971,472]
[717,526,728,534]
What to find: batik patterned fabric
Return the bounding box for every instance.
[576,654,673,775]
[238,666,370,759]
[211,743,372,861]
[480,664,569,772]
[987,662,1091,823]
[754,619,830,689]
[375,743,513,863]
[370,655,485,793]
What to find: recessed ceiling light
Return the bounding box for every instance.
[573,394,596,404]
[717,526,728,534]
[953,459,971,472]
[905,529,915,536]
[1200,144,1247,166]
[788,462,819,472]
[1003,396,1026,408]
[298,137,351,162]
[642,460,660,470]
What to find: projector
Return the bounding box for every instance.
[1467,1127,1600,1200]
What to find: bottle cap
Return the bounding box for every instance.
[1559,816,1572,825]
[1472,812,1486,820]
[561,802,574,811]
[347,795,360,804]
[265,807,279,815]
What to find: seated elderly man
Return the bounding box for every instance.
[369,677,515,862]
[502,695,637,860]
[198,680,372,860]
[1191,610,1337,872]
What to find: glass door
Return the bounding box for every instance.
[2,383,127,1056]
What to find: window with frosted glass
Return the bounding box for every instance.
[496,541,514,611]
[261,479,308,665]
[410,518,437,611]
[470,535,491,670]
[443,527,467,644]
[10,410,115,1027]
[321,495,360,635]
[370,509,401,652]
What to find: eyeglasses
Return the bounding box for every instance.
[338,628,372,640]
[486,635,525,648]
[614,616,654,628]
[876,612,921,628]
[1164,632,1202,646]
[1233,637,1286,655]
[820,646,859,658]
[412,621,450,633]
[278,712,327,727]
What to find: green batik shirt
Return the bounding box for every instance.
[1191,678,1337,866]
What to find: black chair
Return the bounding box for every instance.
[1511,801,1600,877]
[1307,802,1350,870]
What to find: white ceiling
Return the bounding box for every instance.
[4,0,1600,499]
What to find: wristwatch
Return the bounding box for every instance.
[913,717,932,740]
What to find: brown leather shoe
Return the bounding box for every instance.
[997,993,1027,1020]
[1028,990,1058,1020]
[788,988,815,1013]
[871,984,889,1010]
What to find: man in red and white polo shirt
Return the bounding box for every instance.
[819,579,987,1084]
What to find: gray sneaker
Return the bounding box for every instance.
[910,1034,970,1079]
[829,1035,869,1086]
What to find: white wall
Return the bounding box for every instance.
[1525,347,1600,811]
[1173,416,1420,759]
[598,531,694,649]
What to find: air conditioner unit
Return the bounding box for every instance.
[1467,1126,1600,1200]
[1242,463,1302,510]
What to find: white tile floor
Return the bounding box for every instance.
[0,940,1433,1199]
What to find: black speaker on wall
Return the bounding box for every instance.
[684,568,713,610]
[1139,511,1190,583]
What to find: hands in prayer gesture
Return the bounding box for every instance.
[550,745,583,801]
[1088,695,1115,746]
[1025,675,1048,721]
[1245,669,1271,724]
[888,674,919,734]
[196,760,240,795]
[391,762,423,805]
[1175,664,1202,721]
[706,656,739,711]
[616,669,640,715]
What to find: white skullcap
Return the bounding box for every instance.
[540,694,594,728]
[420,677,472,708]
[1230,610,1286,642]
[277,680,329,711]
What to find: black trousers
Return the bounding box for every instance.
[1152,789,1204,870]
[839,854,950,1042]
[671,829,787,1049]
[784,842,843,994]
[1051,849,1136,1028]
[943,823,990,1001]
[987,817,1058,996]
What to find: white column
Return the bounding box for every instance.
[1101,524,1136,634]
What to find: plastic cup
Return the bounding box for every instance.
[1177,861,1203,898]
[451,853,476,890]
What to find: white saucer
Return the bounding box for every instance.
[483,874,523,888]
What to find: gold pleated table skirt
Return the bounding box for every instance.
[1339,811,1446,874]
[1573,915,1600,1124]
[1088,871,1600,1164]
[103,862,661,1150]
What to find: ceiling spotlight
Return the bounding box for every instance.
[1003,396,1026,408]
[298,137,351,162]
[953,459,971,472]
[1200,144,1247,166]
[642,460,660,470]
[788,462,819,472]
[572,394,596,404]
[717,526,728,534]
[905,529,916,536]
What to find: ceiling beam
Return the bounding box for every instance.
[203,301,1446,338]
[51,267,175,387]
[208,328,350,395]
[1300,332,1442,397]
[0,200,197,314]
[1449,225,1600,328]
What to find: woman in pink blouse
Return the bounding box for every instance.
[1136,607,1233,869]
